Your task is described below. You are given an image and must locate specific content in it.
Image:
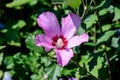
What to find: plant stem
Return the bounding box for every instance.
[81,0,94,19]
[76,7,80,15]
[93,1,112,80]
[81,0,87,19]
[93,19,97,52]
[104,45,112,80]
[93,0,102,33]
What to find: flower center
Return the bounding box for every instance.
[55,38,64,48]
[52,35,68,49]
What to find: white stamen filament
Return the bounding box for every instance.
[55,38,64,48]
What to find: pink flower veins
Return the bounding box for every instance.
[36,12,89,66]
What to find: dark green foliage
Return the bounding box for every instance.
[0,0,120,80]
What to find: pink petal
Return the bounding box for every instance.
[62,13,81,40]
[67,34,89,48]
[54,49,74,66]
[37,12,60,38]
[36,34,53,50]
[45,47,51,52]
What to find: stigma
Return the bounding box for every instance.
[55,38,64,48]
[52,35,68,49]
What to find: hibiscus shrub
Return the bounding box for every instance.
[0,0,120,80]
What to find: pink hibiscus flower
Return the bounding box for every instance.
[36,12,89,66]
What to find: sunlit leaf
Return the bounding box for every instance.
[111,37,120,48]
[52,0,64,4]
[79,54,92,68]
[97,30,116,44]
[90,57,104,77]
[45,63,63,80]
[99,8,108,16]
[24,52,40,73]
[107,5,114,13]
[6,0,31,8]
[12,20,26,29]
[0,71,3,80]
[113,7,120,21]
[84,14,98,29]
[62,68,76,76]
[8,41,21,47]
[41,57,51,66]
[0,46,6,50]
[93,0,106,10]
[0,53,3,66]
[64,0,82,11]
[85,42,96,46]
[29,0,38,6]
[25,34,43,53]
[101,24,111,32]
[30,67,44,80]
[3,56,14,69]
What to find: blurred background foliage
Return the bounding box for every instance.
[0,0,120,80]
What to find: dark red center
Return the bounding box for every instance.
[52,35,68,49]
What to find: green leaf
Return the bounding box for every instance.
[0,70,3,80]
[76,23,86,35]
[41,57,51,66]
[3,56,14,69]
[25,34,43,53]
[101,24,111,32]
[93,0,106,10]
[25,52,40,72]
[114,22,120,28]
[90,57,103,77]
[6,0,31,8]
[85,42,96,47]
[52,0,64,4]
[12,20,26,29]
[107,5,114,13]
[79,54,92,68]
[29,0,38,6]
[84,14,98,29]
[64,0,82,11]
[98,5,114,16]
[4,21,21,46]
[30,67,44,80]
[111,37,120,48]
[62,68,75,76]
[45,63,63,80]
[97,30,116,44]
[113,7,120,21]
[0,46,6,50]
[0,53,3,66]
[8,41,21,47]
[99,8,108,16]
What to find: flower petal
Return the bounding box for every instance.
[62,13,81,40]
[37,12,60,38]
[67,34,89,48]
[36,34,53,50]
[54,49,74,66]
[45,47,51,52]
